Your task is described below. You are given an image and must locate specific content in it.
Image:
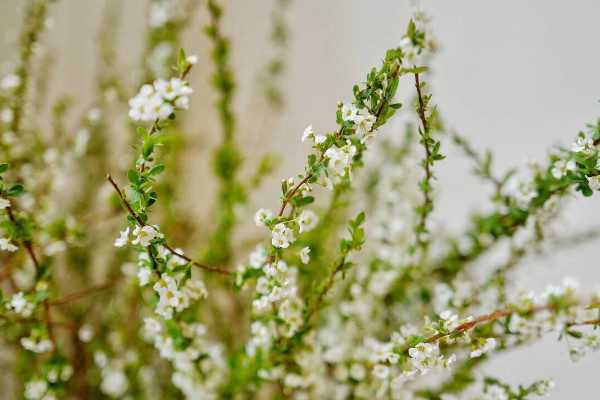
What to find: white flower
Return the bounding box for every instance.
[149,0,174,27]
[0,238,18,252]
[114,227,130,247]
[137,267,152,286]
[372,364,390,380]
[132,225,158,247]
[100,369,129,398]
[25,380,48,400]
[349,363,366,381]
[470,338,496,358]
[299,247,310,264]
[325,144,356,177]
[249,244,267,269]
[21,336,53,353]
[391,370,417,390]
[78,324,94,343]
[354,110,376,138]
[400,36,421,68]
[0,198,11,209]
[271,223,295,248]
[571,137,596,157]
[484,384,508,400]
[154,77,192,101]
[586,175,600,190]
[9,292,34,316]
[408,342,437,360]
[256,276,270,295]
[341,103,358,122]
[314,134,327,144]
[551,159,576,179]
[301,124,313,142]
[298,210,318,233]
[186,55,199,65]
[1,73,20,90]
[254,208,273,226]
[318,177,333,190]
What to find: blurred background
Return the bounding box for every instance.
[1,0,599,397]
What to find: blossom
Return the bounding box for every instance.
[9,292,34,316]
[299,247,310,264]
[132,225,159,247]
[149,0,174,27]
[325,143,356,178]
[153,275,184,319]
[354,110,376,138]
[1,73,20,90]
[78,324,94,343]
[0,198,10,209]
[400,36,421,68]
[186,55,199,65]
[248,244,267,269]
[271,223,295,248]
[341,103,358,122]
[0,238,18,252]
[408,342,440,374]
[137,267,152,286]
[586,175,600,190]
[254,208,273,226]
[484,384,509,400]
[371,364,390,380]
[24,380,49,400]
[314,134,327,144]
[114,227,130,247]
[571,137,597,157]
[154,77,192,101]
[349,363,366,381]
[298,210,318,232]
[100,369,129,398]
[551,159,576,179]
[128,77,191,121]
[301,124,313,142]
[21,335,53,353]
[470,338,497,358]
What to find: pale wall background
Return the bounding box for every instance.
[1,0,600,398]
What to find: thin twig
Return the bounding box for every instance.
[4,205,57,353]
[49,274,123,306]
[106,174,232,276]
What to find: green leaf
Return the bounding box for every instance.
[127,169,140,187]
[354,211,366,227]
[148,165,166,177]
[566,330,583,339]
[142,137,155,159]
[7,184,24,197]
[0,163,9,174]
[178,48,186,72]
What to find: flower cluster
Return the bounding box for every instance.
[128,77,193,121]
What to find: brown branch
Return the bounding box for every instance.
[303,259,346,325]
[402,302,600,355]
[414,72,433,251]
[4,205,56,353]
[49,274,122,306]
[106,174,232,276]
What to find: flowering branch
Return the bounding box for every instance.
[107,174,232,276]
[3,204,56,353]
[412,72,443,256]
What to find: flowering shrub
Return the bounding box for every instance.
[0,1,599,399]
